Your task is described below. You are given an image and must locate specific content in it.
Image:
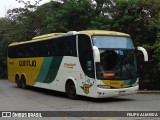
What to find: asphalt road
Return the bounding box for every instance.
[0,79,160,120]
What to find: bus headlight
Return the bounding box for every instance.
[97,85,110,89]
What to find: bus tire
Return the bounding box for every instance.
[21,76,27,89]
[15,75,22,88]
[66,81,78,99]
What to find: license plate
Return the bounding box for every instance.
[119,91,126,94]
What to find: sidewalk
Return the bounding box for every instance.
[138,90,160,94]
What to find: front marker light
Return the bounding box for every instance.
[103,72,116,77]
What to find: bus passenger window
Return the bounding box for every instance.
[78,34,95,78]
[64,42,71,56]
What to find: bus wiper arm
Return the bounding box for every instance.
[123,64,133,78]
[119,51,133,78]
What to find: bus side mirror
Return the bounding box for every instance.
[137,46,148,62]
[93,46,100,63]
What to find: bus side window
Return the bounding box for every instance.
[25,45,30,57]
[63,35,77,57]
[17,46,24,58]
[69,35,77,57]
[8,46,22,58]
[63,42,71,55]
[8,47,15,58]
[51,36,77,57]
[44,44,50,56]
[36,40,50,57]
[51,39,60,56]
[52,43,57,56]
[58,39,65,56]
[78,34,95,78]
[30,44,36,57]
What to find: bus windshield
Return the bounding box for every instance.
[92,36,134,49]
[92,36,137,80]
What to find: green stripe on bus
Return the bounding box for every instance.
[35,56,63,83]
[35,57,53,83]
[123,80,131,85]
[43,56,63,83]
[124,78,137,85]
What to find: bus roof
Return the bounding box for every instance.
[32,33,63,40]
[80,30,130,37]
[9,30,130,46]
[9,32,64,46]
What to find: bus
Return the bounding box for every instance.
[7,30,148,99]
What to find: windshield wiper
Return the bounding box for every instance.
[118,50,133,78]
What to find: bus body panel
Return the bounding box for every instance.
[8,55,98,97]
[95,85,138,98]
[34,56,97,97]
[8,58,43,84]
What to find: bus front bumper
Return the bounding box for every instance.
[95,85,139,98]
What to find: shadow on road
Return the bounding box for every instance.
[13,86,135,103]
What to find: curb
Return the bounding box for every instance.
[138,90,160,94]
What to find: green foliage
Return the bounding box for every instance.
[148,11,160,69]
[112,0,152,44]
[0,18,13,56]
[44,0,96,32]
[0,18,13,78]
[111,0,160,70]
[35,1,62,34]
[88,15,112,30]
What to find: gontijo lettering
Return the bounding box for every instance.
[19,60,36,67]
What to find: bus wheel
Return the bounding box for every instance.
[15,75,22,88]
[66,81,77,99]
[21,76,27,89]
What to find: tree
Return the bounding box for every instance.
[149,12,160,69]
[5,0,46,41]
[45,0,96,32]
[111,0,160,69]
[0,18,14,78]
[37,1,62,34]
